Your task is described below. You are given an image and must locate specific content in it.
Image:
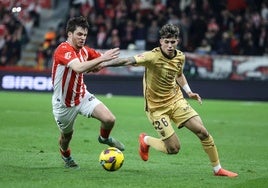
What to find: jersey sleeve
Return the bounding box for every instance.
[133,51,154,67]
[54,44,78,67]
[85,46,101,60]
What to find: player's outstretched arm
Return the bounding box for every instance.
[70,48,120,73]
[102,56,136,67]
[91,56,136,73]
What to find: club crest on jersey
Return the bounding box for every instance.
[177,60,183,70]
[64,52,72,60]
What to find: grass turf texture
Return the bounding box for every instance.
[0,91,267,188]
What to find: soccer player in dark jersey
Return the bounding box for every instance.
[51,16,124,169]
[98,24,238,177]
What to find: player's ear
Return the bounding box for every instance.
[67,31,72,37]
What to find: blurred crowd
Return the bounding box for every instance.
[41,0,268,69]
[1,0,268,69]
[0,0,41,66]
[58,0,268,56]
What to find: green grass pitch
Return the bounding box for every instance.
[0,91,267,188]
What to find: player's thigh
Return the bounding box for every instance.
[91,103,115,123]
[79,93,115,123]
[146,111,175,140]
[172,99,199,128]
[53,105,77,134]
[79,92,102,118]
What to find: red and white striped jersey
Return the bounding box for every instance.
[51,42,101,107]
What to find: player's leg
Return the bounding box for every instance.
[92,103,125,151]
[59,131,73,153]
[184,116,220,165]
[59,130,79,168]
[80,93,124,151]
[53,106,79,168]
[172,99,217,160]
[139,132,180,161]
[139,110,180,161]
[184,116,238,177]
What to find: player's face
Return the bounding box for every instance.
[68,26,88,49]
[159,38,179,58]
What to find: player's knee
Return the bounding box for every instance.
[196,128,209,140]
[199,131,209,141]
[103,114,116,126]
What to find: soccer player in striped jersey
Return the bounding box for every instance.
[51,16,124,169]
[98,24,238,177]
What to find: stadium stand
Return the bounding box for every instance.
[1,0,268,70]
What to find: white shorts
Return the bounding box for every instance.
[52,92,102,134]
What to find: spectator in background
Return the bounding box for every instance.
[188,13,207,51]
[146,20,160,50]
[139,0,153,15]
[120,19,135,49]
[20,11,34,37]
[27,0,41,27]
[94,0,106,15]
[179,12,191,50]
[229,34,240,55]
[0,25,6,66]
[257,26,267,55]
[261,2,268,20]
[79,0,94,17]
[105,29,121,49]
[36,27,57,70]
[0,24,6,65]
[43,27,56,66]
[96,24,107,49]
[8,26,22,65]
[153,0,166,15]
[240,31,257,55]
[216,32,233,55]
[36,43,45,70]
[55,26,66,45]
[167,12,180,26]
[134,12,146,50]
[195,38,212,55]
[44,27,56,45]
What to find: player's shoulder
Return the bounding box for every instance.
[176,49,185,56]
[146,47,160,57]
[58,41,69,48]
[55,42,72,53]
[83,46,101,57]
[83,46,97,53]
[135,48,156,58]
[151,47,161,53]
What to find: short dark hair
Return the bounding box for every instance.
[159,24,180,39]
[66,16,89,33]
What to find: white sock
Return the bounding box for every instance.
[213,164,222,173]
[99,136,108,141]
[144,136,149,145]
